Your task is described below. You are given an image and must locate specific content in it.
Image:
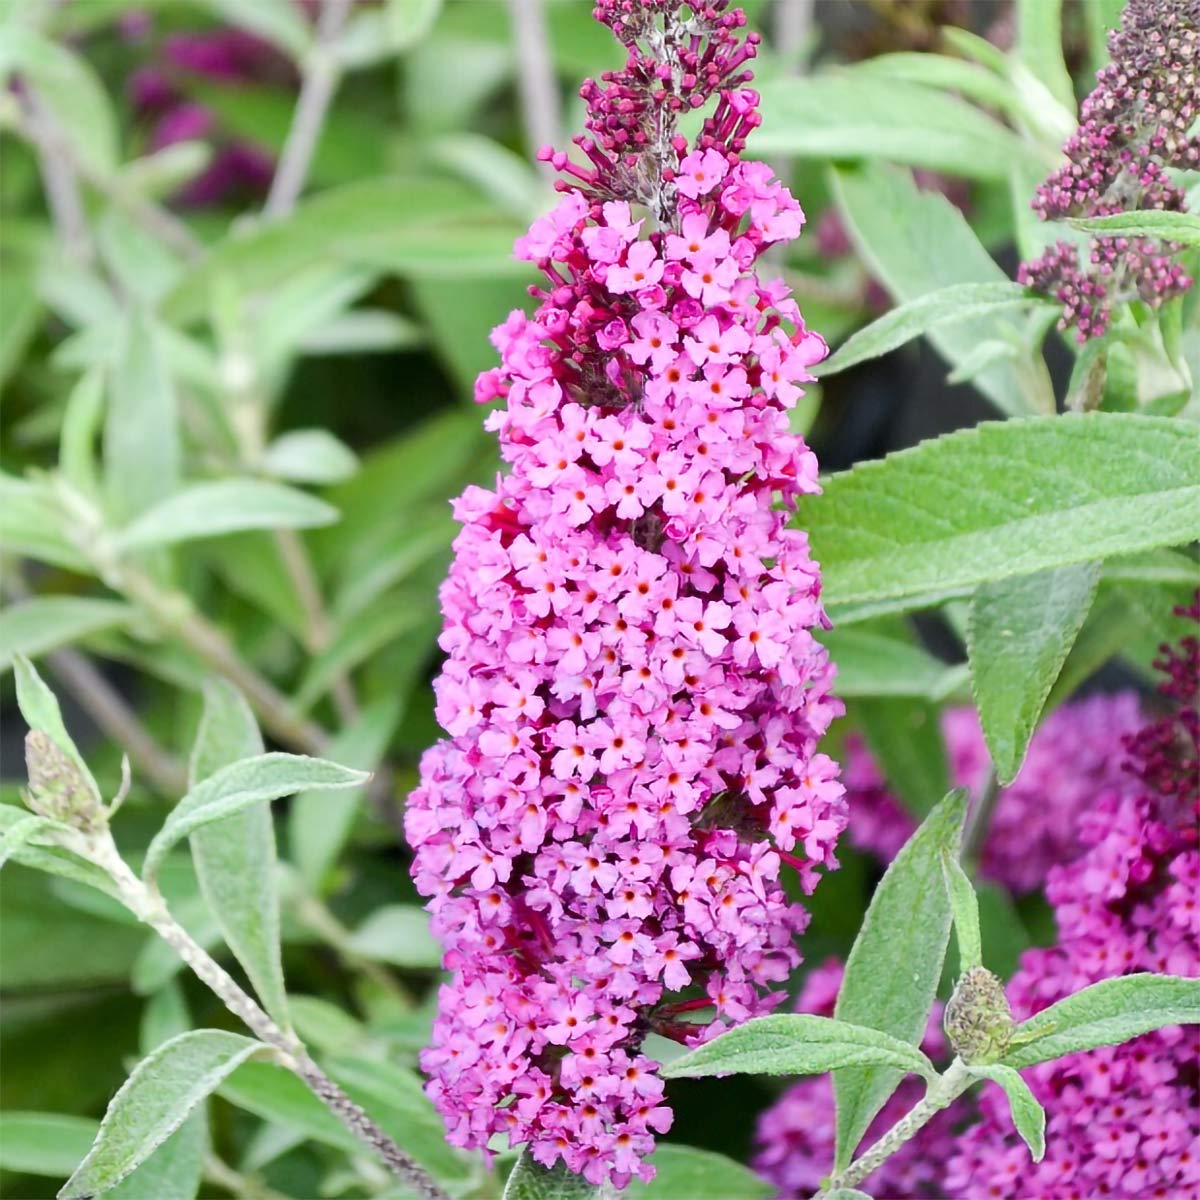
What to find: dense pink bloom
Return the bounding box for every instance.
[947,600,1200,1199]
[1018,0,1197,341]
[407,1,844,1186]
[846,694,1145,893]
[752,960,958,1199]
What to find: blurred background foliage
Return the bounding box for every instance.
[0,0,1196,1197]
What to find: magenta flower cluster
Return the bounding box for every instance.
[752,960,957,1199]
[947,601,1200,1200]
[845,694,1145,893]
[756,603,1200,1199]
[1018,0,1198,341]
[407,1,844,1187]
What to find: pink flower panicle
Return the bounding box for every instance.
[846,694,1145,894]
[946,598,1200,1200]
[752,960,958,1199]
[407,1,845,1187]
[1018,0,1198,341]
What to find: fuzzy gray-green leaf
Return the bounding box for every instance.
[833,790,968,1170]
[58,1030,265,1198]
[1002,975,1200,1069]
[188,680,290,1028]
[144,753,368,882]
[662,1014,936,1081]
[503,1149,597,1200]
[967,563,1100,783]
[968,1063,1046,1161]
[941,848,983,973]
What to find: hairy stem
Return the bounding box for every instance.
[83,828,452,1200]
[273,528,359,723]
[264,0,354,219]
[18,87,92,265]
[108,559,332,755]
[816,1059,973,1196]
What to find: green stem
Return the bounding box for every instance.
[816,1058,973,1196]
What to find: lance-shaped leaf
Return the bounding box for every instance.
[143,754,368,882]
[819,283,1045,376]
[503,1150,597,1200]
[188,680,290,1027]
[1070,210,1200,246]
[661,1014,936,1082]
[968,1063,1046,1162]
[0,813,72,869]
[623,1145,773,1199]
[59,1030,266,1199]
[833,790,968,1171]
[115,480,338,552]
[1001,974,1200,1069]
[0,804,116,894]
[0,597,136,673]
[967,563,1100,783]
[941,849,983,973]
[799,414,1200,612]
[0,1113,98,1178]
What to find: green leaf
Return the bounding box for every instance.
[289,697,402,890]
[59,1030,265,1199]
[853,698,949,821]
[754,75,1041,180]
[1070,210,1200,247]
[0,597,135,673]
[817,629,963,700]
[13,655,102,808]
[503,1150,596,1200]
[853,52,1022,119]
[143,754,368,883]
[833,790,968,1170]
[219,1059,358,1154]
[799,414,1200,612]
[941,849,983,973]
[337,0,444,67]
[188,680,289,1028]
[1016,0,1074,111]
[115,480,338,552]
[831,163,1054,416]
[662,1014,936,1081]
[0,472,87,572]
[968,1063,1046,1162]
[0,1111,99,1177]
[0,804,116,895]
[966,563,1100,783]
[60,368,105,495]
[104,1113,205,1200]
[0,29,118,174]
[140,980,192,1053]
[344,904,442,969]
[105,312,180,527]
[820,283,1045,376]
[1002,975,1200,1069]
[823,1192,873,1200]
[0,813,71,869]
[623,1145,772,1200]
[261,430,359,485]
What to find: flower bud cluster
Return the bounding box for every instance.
[1018,0,1198,340]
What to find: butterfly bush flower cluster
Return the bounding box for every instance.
[756,603,1199,1199]
[947,598,1200,1200]
[846,695,1145,893]
[752,960,957,1200]
[1018,0,1198,341]
[406,0,844,1186]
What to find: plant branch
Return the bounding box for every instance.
[815,1058,973,1196]
[11,92,203,263]
[107,558,332,755]
[264,0,354,219]
[82,827,453,1200]
[18,87,93,265]
[505,0,563,176]
[273,528,358,723]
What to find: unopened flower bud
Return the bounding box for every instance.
[24,731,103,831]
[943,966,1014,1065]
